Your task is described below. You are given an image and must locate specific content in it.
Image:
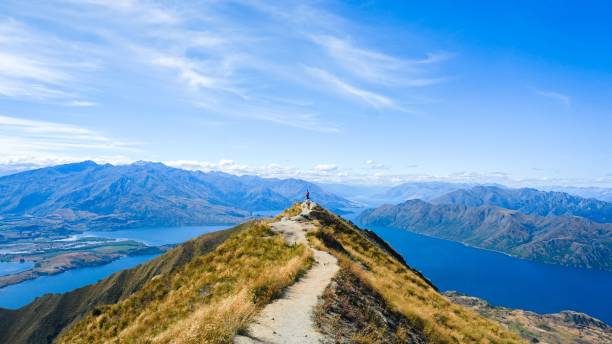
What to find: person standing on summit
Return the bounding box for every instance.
[305,189,311,208]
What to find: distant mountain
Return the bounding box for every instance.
[357,199,612,271]
[316,182,389,206]
[540,186,612,203]
[376,181,475,204]
[0,161,352,231]
[432,185,612,223]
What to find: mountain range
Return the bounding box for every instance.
[358,186,612,271]
[432,185,612,223]
[541,186,612,203]
[0,161,352,233]
[376,181,475,203]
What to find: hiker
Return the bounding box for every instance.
[305,190,311,208]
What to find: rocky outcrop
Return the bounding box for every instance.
[446,291,612,344]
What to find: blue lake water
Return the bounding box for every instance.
[0,255,158,309]
[79,225,230,246]
[0,261,35,276]
[366,225,612,325]
[252,209,283,217]
[0,225,230,309]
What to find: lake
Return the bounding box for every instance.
[0,261,35,276]
[79,224,230,246]
[0,225,230,309]
[366,224,612,325]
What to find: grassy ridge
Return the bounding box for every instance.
[307,206,525,344]
[0,226,243,344]
[57,221,312,343]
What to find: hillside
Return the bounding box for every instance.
[357,199,612,271]
[432,185,612,223]
[0,226,244,343]
[0,161,352,234]
[1,203,529,344]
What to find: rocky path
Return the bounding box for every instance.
[234,202,339,344]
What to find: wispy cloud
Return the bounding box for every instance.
[0,114,137,160]
[365,159,387,170]
[305,66,395,109]
[166,159,349,181]
[12,0,446,130]
[0,19,97,103]
[310,35,452,86]
[65,100,98,107]
[533,88,571,105]
[314,164,338,172]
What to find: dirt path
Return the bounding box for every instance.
[234,202,339,344]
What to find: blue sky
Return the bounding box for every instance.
[0,1,611,186]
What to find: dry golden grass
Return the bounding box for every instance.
[57,221,312,344]
[274,202,303,220]
[307,207,526,344]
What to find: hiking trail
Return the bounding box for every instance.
[234,202,339,344]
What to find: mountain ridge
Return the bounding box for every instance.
[0,161,353,234]
[357,199,612,271]
[432,185,612,223]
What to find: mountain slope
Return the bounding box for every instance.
[433,185,612,223]
[2,203,529,344]
[0,161,352,232]
[357,199,612,270]
[0,226,244,344]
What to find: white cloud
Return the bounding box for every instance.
[310,35,452,86]
[1,0,450,140]
[0,19,98,103]
[0,114,137,160]
[533,88,571,106]
[65,100,98,107]
[305,66,394,109]
[74,0,179,24]
[314,164,338,172]
[365,160,387,169]
[152,56,230,91]
[0,51,71,84]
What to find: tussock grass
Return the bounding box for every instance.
[275,202,303,220]
[308,206,525,344]
[57,221,312,344]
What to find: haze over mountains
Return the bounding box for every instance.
[0,161,352,233]
[358,185,612,271]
